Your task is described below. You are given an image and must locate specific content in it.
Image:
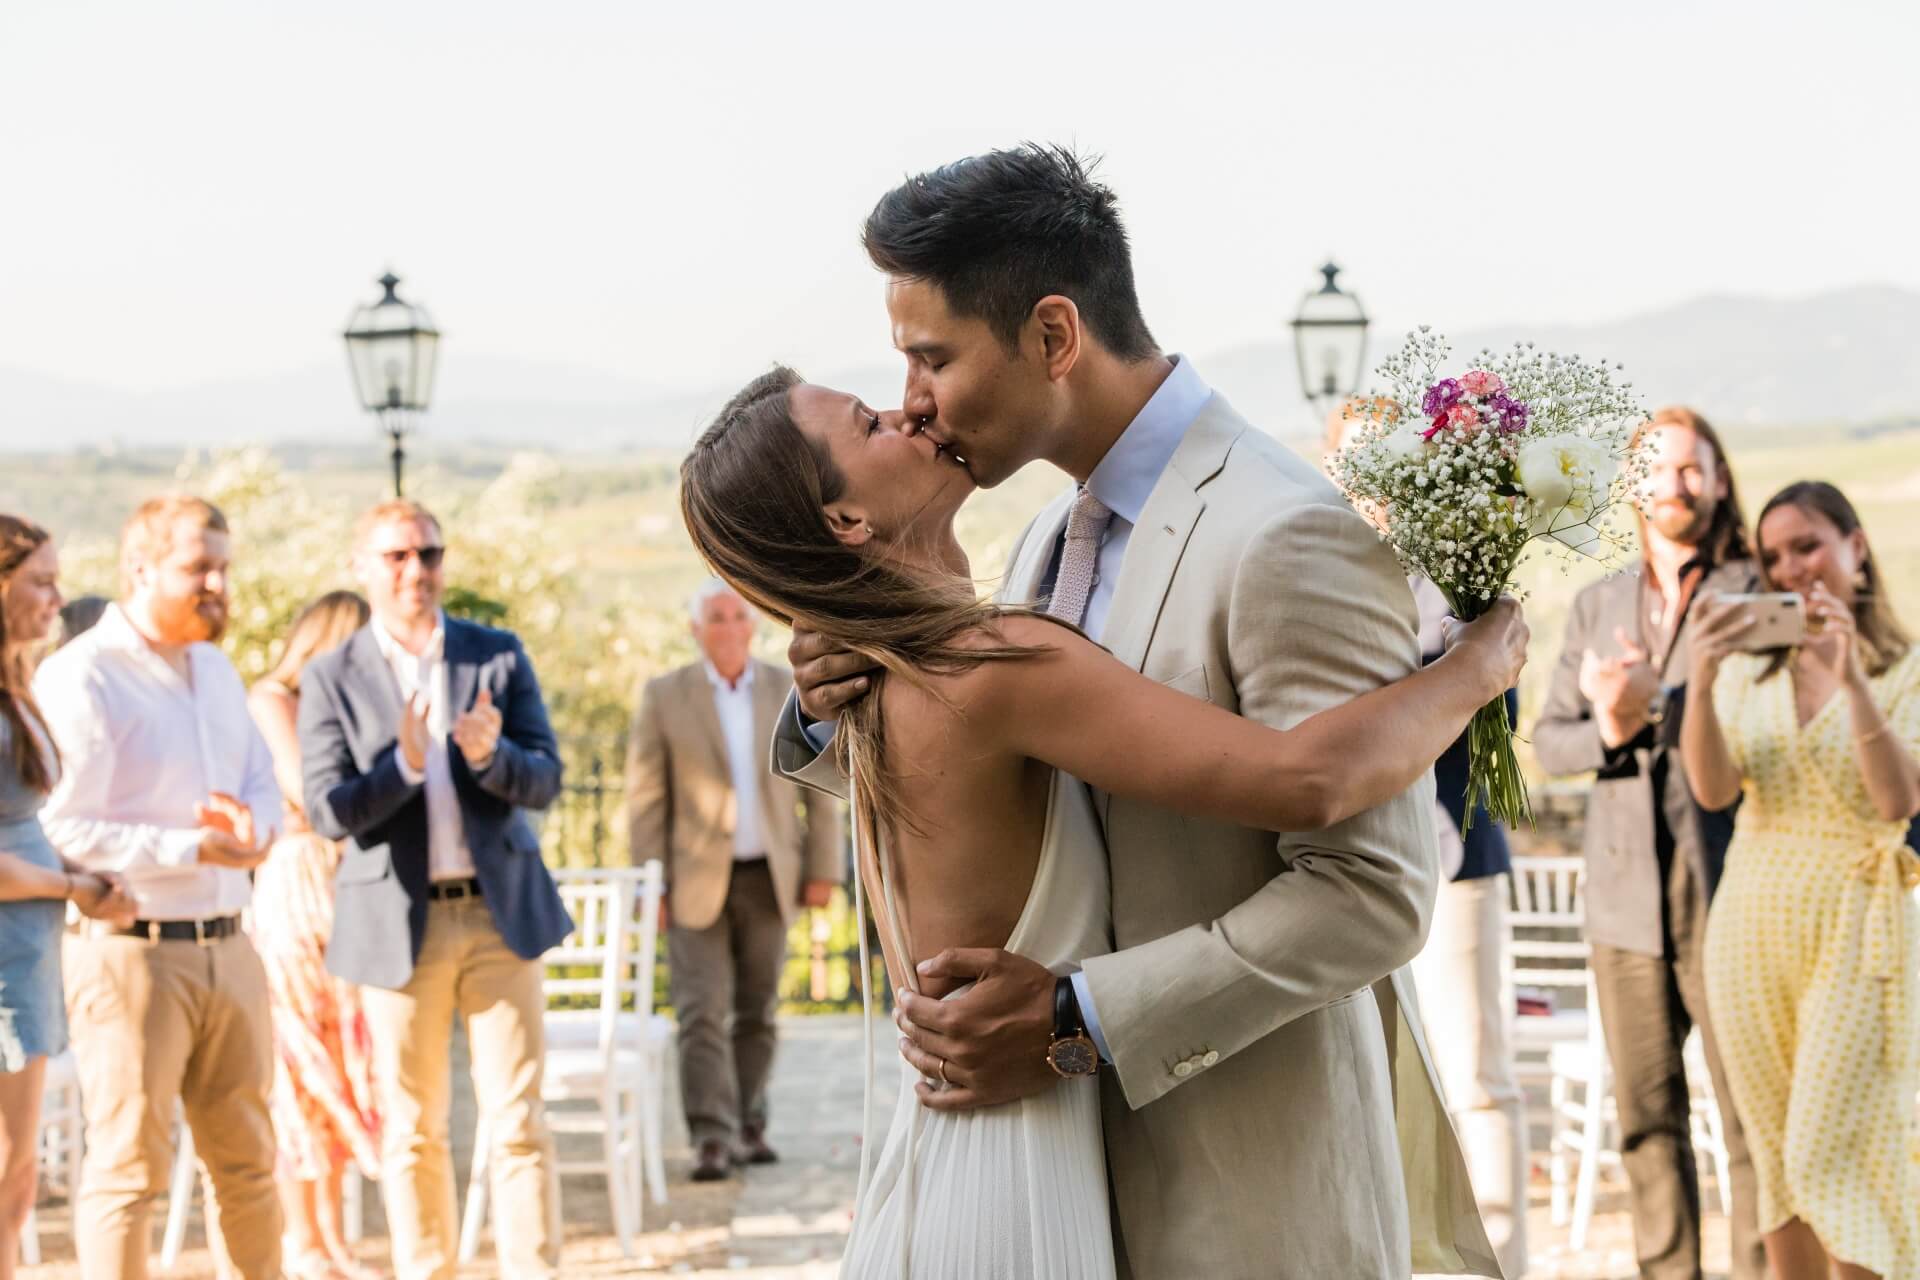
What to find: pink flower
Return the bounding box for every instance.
[1445,402,1482,433]
[1459,370,1505,399]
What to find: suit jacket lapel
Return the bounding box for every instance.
[680,664,732,781]
[443,617,479,725]
[751,660,785,833]
[1003,489,1075,606]
[1101,404,1238,674]
[345,626,404,733]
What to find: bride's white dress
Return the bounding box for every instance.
[841,769,1116,1280]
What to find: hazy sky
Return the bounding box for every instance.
[3,0,1915,401]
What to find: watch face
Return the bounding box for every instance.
[1049,1036,1098,1077]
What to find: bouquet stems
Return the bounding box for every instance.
[1444,585,1532,837]
[1460,693,1531,836]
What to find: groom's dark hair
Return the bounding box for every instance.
[863,143,1159,362]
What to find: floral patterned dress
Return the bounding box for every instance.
[248,684,382,1182]
[1704,647,1920,1278]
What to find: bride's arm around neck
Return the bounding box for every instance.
[951,612,1509,834]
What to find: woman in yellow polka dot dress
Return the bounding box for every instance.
[1683,481,1920,1280]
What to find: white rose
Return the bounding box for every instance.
[1520,435,1619,544]
[1516,438,1574,511]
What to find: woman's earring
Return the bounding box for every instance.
[863,522,875,536]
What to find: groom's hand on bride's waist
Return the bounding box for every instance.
[896,948,1058,1112]
[790,624,879,722]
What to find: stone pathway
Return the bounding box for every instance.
[23,1014,1731,1278]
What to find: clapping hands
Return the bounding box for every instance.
[196,790,269,870]
[452,686,502,769]
[1579,627,1661,747]
[399,692,431,774]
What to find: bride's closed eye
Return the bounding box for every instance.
[865,410,881,436]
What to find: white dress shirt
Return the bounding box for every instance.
[372,611,477,883]
[34,603,281,920]
[706,661,766,859]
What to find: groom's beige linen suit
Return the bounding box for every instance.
[777,389,1496,1278]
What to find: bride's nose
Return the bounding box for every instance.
[874,409,913,434]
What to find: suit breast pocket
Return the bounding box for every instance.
[335,846,394,886]
[1164,663,1212,702]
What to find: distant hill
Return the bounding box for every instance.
[5,285,1917,453]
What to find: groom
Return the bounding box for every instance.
[779,146,1497,1278]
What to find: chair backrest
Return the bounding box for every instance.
[1508,854,1588,990]
[546,875,633,1055]
[548,863,666,1052]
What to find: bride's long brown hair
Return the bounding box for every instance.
[1,515,61,793]
[679,367,1040,841]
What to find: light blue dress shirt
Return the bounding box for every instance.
[1053,355,1212,1060]
[800,357,1217,1062]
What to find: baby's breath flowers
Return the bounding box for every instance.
[1333,328,1651,830]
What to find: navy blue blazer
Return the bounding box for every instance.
[299,617,572,990]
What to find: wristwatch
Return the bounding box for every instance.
[1046,977,1100,1078]
[1645,685,1673,727]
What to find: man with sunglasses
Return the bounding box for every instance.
[299,498,571,1280]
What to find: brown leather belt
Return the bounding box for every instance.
[83,916,242,945]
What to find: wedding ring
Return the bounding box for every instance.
[936,1057,951,1087]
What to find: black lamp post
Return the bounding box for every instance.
[343,272,440,497]
[1290,261,1370,421]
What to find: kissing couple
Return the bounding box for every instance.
[679,145,1518,1279]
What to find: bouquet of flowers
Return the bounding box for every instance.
[1333,327,1649,831]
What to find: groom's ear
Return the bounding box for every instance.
[823,505,875,550]
[1031,295,1082,383]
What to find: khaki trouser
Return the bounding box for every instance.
[360,895,557,1280]
[1411,873,1530,1280]
[666,858,788,1147]
[1590,849,1764,1280]
[62,927,282,1280]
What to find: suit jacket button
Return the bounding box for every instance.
[1202,1050,1219,1067]
[1173,1061,1194,1078]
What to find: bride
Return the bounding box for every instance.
[677,367,1527,1279]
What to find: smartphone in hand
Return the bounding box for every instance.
[1717,592,1806,651]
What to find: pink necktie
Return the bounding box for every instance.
[1047,487,1113,627]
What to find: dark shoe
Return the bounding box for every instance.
[692,1138,733,1182]
[735,1125,779,1166]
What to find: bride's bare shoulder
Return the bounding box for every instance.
[917,614,1091,713]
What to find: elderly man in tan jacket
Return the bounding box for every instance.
[627,579,842,1182]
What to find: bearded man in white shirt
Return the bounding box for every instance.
[299,499,570,1280]
[36,494,285,1280]
[625,580,842,1182]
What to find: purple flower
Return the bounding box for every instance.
[1421,378,1464,417]
[1489,392,1529,434]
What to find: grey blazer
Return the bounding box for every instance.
[300,618,572,990]
[1533,559,1755,955]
